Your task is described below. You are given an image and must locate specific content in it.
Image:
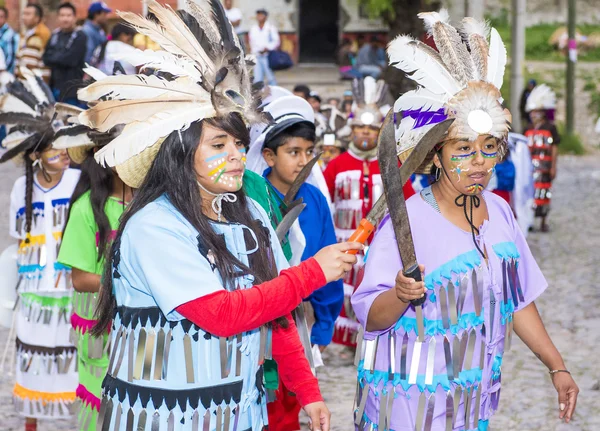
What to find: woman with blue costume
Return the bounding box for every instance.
[81,1,361,430]
[351,11,578,431]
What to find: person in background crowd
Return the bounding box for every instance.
[92,22,137,75]
[524,84,560,233]
[327,97,340,107]
[336,38,362,80]
[223,0,245,51]
[0,7,19,74]
[249,8,279,85]
[520,79,537,131]
[341,99,353,117]
[15,3,51,83]
[82,2,110,64]
[317,132,347,170]
[43,2,87,106]
[342,89,353,103]
[356,35,385,79]
[293,84,311,100]
[308,91,328,138]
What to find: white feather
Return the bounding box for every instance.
[363,76,377,105]
[52,128,93,150]
[78,75,207,103]
[388,35,460,97]
[0,94,37,116]
[418,9,450,35]
[461,17,490,38]
[95,104,216,167]
[2,131,33,149]
[83,65,108,81]
[486,28,507,90]
[19,67,48,104]
[526,84,557,111]
[394,88,447,113]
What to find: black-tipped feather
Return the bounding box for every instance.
[0,132,42,163]
[177,9,217,62]
[6,81,39,111]
[0,113,49,129]
[35,75,55,104]
[209,0,238,53]
[52,124,90,140]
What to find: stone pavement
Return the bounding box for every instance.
[0,154,599,430]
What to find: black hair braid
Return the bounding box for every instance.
[23,155,34,242]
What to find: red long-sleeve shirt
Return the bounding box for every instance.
[177,258,325,406]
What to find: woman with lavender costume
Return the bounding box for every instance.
[351,11,578,431]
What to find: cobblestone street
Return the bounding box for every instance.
[0,156,598,430]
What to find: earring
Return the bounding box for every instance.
[435,168,441,181]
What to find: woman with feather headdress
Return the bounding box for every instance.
[82,1,361,430]
[0,71,80,430]
[351,11,578,431]
[524,84,559,233]
[51,117,132,431]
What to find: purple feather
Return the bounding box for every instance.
[403,108,447,129]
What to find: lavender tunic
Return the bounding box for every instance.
[352,190,547,431]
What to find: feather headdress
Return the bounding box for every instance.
[525,84,556,112]
[348,76,389,128]
[79,0,263,188]
[318,105,350,149]
[389,10,512,172]
[0,68,58,163]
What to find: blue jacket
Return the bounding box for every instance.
[82,20,106,64]
[264,169,344,346]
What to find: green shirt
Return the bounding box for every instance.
[243,170,292,261]
[58,190,126,275]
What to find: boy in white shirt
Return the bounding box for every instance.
[248,8,279,85]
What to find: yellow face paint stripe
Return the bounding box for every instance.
[208,162,227,177]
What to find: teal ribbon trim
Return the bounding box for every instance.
[18,262,71,274]
[357,360,483,394]
[394,310,485,336]
[492,241,520,260]
[424,249,482,294]
[499,300,514,324]
[491,355,503,380]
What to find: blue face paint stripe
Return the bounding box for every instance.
[205,152,229,162]
[450,151,477,161]
[481,150,498,158]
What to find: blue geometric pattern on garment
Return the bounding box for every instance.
[492,241,521,261]
[424,249,482,291]
[51,198,71,207]
[394,310,485,336]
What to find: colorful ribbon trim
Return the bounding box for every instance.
[394,310,485,336]
[21,292,72,309]
[491,241,521,261]
[424,249,482,291]
[71,312,99,335]
[75,383,101,411]
[13,383,76,403]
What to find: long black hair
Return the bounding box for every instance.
[92,113,284,335]
[0,133,51,242]
[64,148,115,261]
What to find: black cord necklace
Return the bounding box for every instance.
[438,157,487,259]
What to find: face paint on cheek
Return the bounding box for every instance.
[45,151,63,164]
[361,140,368,149]
[239,147,247,166]
[449,151,476,182]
